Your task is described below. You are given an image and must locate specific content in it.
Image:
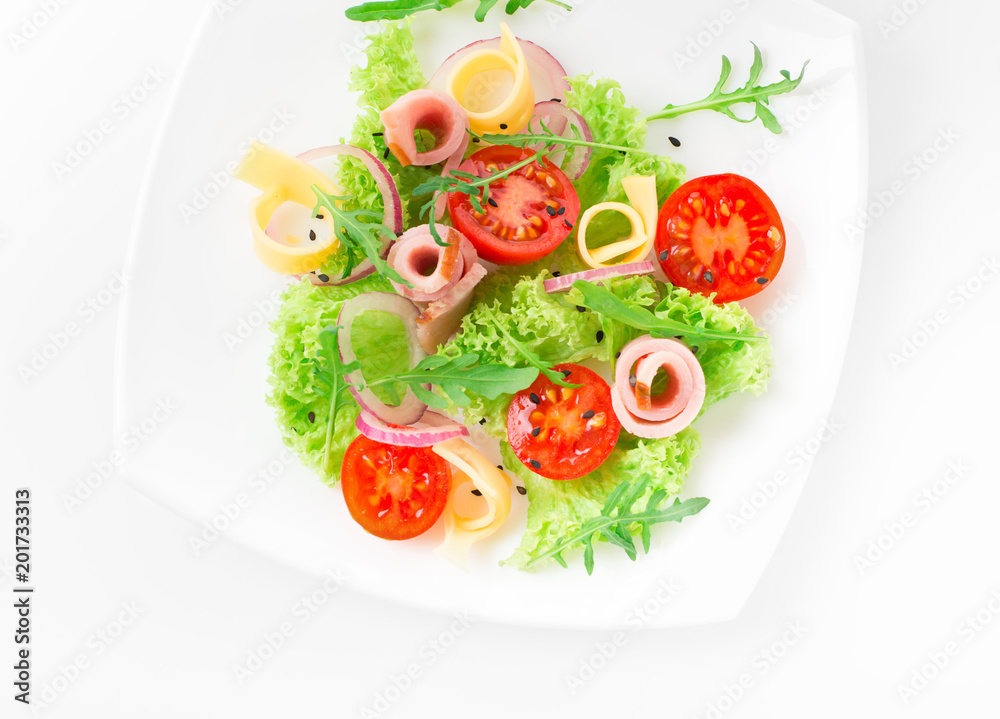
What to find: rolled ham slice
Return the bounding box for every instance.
[611,335,705,438]
[380,89,470,168]
[388,225,466,302]
[416,238,487,354]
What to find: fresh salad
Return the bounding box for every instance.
[234,4,805,573]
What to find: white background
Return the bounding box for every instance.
[2,0,997,716]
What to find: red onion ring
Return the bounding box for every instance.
[428,36,570,104]
[527,101,593,180]
[543,262,656,293]
[336,293,429,426]
[298,145,404,235]
[355,409,469,447]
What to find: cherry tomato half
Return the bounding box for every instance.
[340,435,451,540]
[506,363,620,480]
[447,145,580,266]
[654,173,785,304]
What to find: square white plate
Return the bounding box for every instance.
[115,0,866,627]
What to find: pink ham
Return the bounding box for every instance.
[380,89,470,168]
[388,225,466,302]
[415,238,486,353]
[611,336,705,438]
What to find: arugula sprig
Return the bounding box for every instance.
[480,306,581,390]
[413,151,545,246]
[477,121,644,157]
[648,43,808,134]
[367,353,538,409]
[525,475,710,573]
[344,0,571,23]
[572,280,766,343]
[313,326,363,472]
[310,186,409,286]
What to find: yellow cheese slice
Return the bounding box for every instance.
[576,175,658,269]
[447,23,535,135]
[233,140,341,275]
[432,438,512,569]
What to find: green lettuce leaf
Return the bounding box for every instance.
[323,19,440,280]
[267,274,399,484]
[437,269,771,569]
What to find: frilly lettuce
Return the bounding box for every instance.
[438,269,771,569]
[267,274,404,484]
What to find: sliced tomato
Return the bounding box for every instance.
[447,145,580,266]
[340,435,451,540]
[654,173,785,304]
[506,363,620,481]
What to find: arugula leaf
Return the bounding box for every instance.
[525,475,709,574]
[311,186,409,287]
[345,0,570,23]
[314,327,363,472]
[478,121,646,156]
[480,305,580,389]
[370,353,538,408]
[413,151,546,246]
[572,280,766,344]
[647,43,808,134]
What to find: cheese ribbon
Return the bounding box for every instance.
[447,23,534,135]
[576,174,658,269]
[432,438,512,568]
[233,140,341,275]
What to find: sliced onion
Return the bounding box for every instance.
[543,261,656,293]
[527,101,592,180]
[428,37,570,104]
[355,409,469,447]
[298,145,403,235]
[335,293,428,426]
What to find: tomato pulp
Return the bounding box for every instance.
[340,435,452,540]
[447,145,580,265]
[654,173,785,303]
[506,363,620,480]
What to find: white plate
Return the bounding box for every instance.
[115,0,866,628]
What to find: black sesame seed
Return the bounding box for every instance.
[674,335,683,340]
[561,369,572,378]
[546,205,557,216]
[531,427,541,437]
[583,410,595,419]
[383,147,390,159]
[471,489,483,496]
[557,206,566,215]
[529,459,542,470]
[529,392,540,404]
[596,330,605,343]
[551,98,561,103]
[703,270,714,284]
[563,220,574,230]
[659,250,669,262]
[472,136,481,143]
[756,277,769,285]
[479,418,487,425]
[619,150,627,155]
[487,197,498,208]
[497,465,504,471]
[669,136,681,148]
[308,411,316,423]
[516,485,527,495]
[308,229,317,241]
[500,123,508,130]
[316,213,324,220]
[629,374,637,388]
[615,351,621,359]
[691,346,699,354]
[552,271,561,277]
[318,274,330,282]
[576,305,586,313]
[372,132,384,137]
